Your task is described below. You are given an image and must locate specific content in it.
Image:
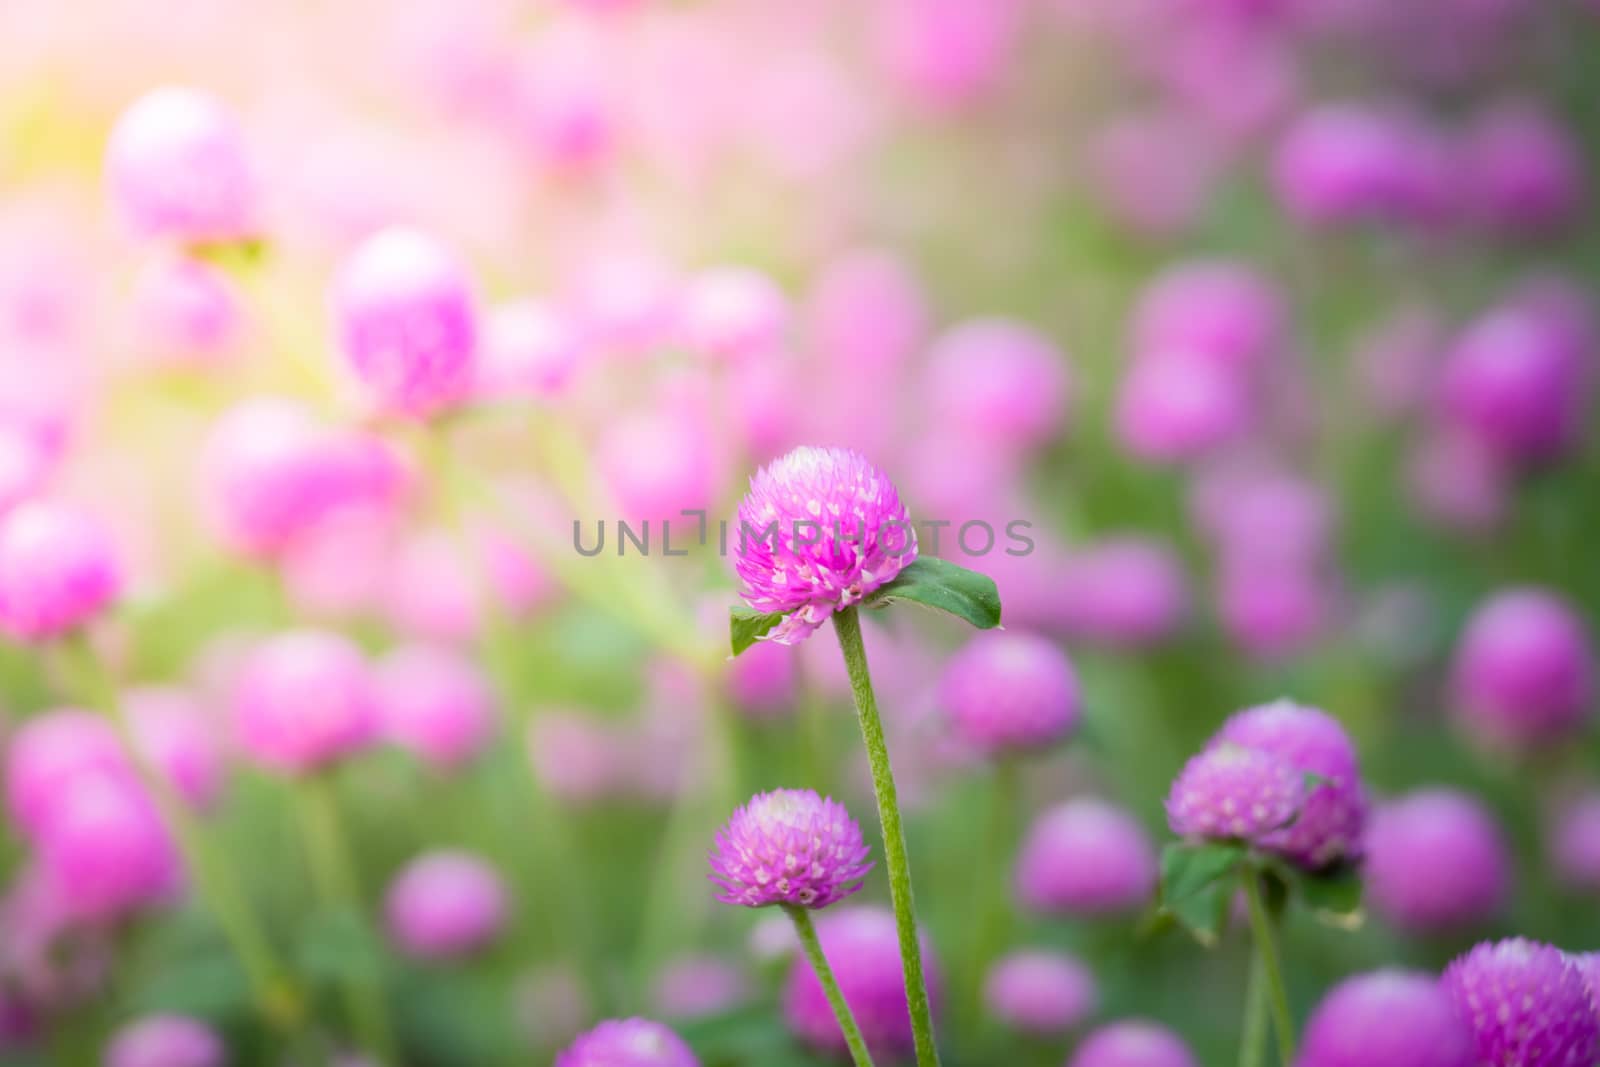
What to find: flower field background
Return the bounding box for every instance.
[1,1,1599,1065]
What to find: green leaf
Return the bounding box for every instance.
[130,952,253,1019]
[1294,863,1365,929]
[862,557,1002,629]
[1158,842,1246,946]
[295,907,387,987]
[729,607,787,656]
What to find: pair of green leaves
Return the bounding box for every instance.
[729,556,1003,655]
[1155,841,1364,946]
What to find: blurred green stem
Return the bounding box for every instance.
[785,904,877,1067]
[1237,946,1269,1067]
[832,607,941,1067]
[1242,869,1295,1066]
[296,774,398,1064]
[963,759,1020,1028]
[67,637,306,1036]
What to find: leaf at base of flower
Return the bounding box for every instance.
[1158,841,1246,946]
[729,606,787,656]
[862,557,1002,630]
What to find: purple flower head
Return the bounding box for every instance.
[476,299,582,401]
[726,640,798,720]
[105,87,257,244]
[1464,99,1586,238]
[1213,699,1367,870]
[1299,970,1472,1067]
[1057,537,1189,648]
[939,631,1081,756]
[131,254,241,368]
[1115,351,1253,463]
[232,629,379,775]
[1166,743,1304,843]
[1550,791,1600,892]
[0,501,120,642]
[384,850,507,960]
[333,225,478,418]
[39,773,180,922]
[1272,104,1455,232]
[1069,1020,1200,1067]
[1451,587,1595,750]
[924,318,1073,451]
[983,949,1097,1035]
[708,789,872,909]
[651,955,749,1021]
[733,446,918,645]
[125,686,227,813]
[555,1018,699,1067]
[4,708,132,834]
[1132,259,1287,371]
[105,1015,224,1067]
[1571,952,1600,1012]
[783,906,943,1061]
[678,267,789,363]
[1442,939,1600,1067]
[1365,789,1510,934]
[1015,799,1156,916]
[377,643,497,772]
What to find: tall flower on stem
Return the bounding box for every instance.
[710,788,876,1066]
[729,445,1002,1067]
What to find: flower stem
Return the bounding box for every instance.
[1242,868,1295,1066]
[963,758,1019,1029]
[1237,945,1269,1067]
[832,607,941,1067]
[68,637,304,1034]
[296,773,398,1064]
[785,904,877,1067]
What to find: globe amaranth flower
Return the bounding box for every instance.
[1442,939,1599,1067]
[708,789,872,909]
[105,1015,224,1067]
[38,773,180,923]
[1069,1020,1200,1067]
[1451,587,1595,750]
[384,850,507,960]
[4,708,132,834]
[1298,970,1473,1067]
[232,629,379,774]
[0,500,120,642]
[555,1018,699,1067]
[1365,788,1510,934]
[1213,699,1367,870]
[332,225,478,418]
[651,955,749,1021]
[1550,790,1600,893]
[983,949,1097,1035]
[1166,743,1304,843]
[939,631,1081,756]
[923,317,1073,451]
[783,906,943,1061]
[734,446,917,645]
[377,643,497,772]
[1015,798,1156,916]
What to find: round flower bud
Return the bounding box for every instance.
[105,87,257,244]
[939,631,1081,756]
[1057,537,1189,648]
[733,446,917,645]
[0,501,120,642]
[651,955,748,1021]
[598,410,717,523]
[1069,1020,1200,1067]
[332,226,478,418]
[709,789,872,909]
[725,641,798,720]
[476,299,582,400]
[232,630,379,774]
[1365,789,1510,934]
[924,318,1072,451]
[1299,970,1472,1067]
[555,1018,699,1067]
[983,949,1097,1035]
[385,850,507,960]
[783,906,943,1061]
[4,708,132,834]
[1015,799,1156,916]
[105,1015,224,1067]
[129,254,242,368]
[1438,305,1587,462]
[1463,100,1585,238]
[875,0,1022,113]
[1549,790,1600,892]
[1214,699,1367,869]
[39,774,179,922]
[1442,939,1599,1067]
[1132,260,1286,370]
[1450,587,1595,749]
[678,267,789,362]
[124,686,226,812]
[1115,352,1252,463]
[377,643,496,772]
[1166,743,1304,843]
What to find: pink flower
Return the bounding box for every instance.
[232,630,379,774]
[0,501,119,642]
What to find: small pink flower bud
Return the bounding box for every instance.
[232,630,379,774]
[0,501,119,642]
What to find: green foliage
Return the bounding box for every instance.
[862,557,1003,630]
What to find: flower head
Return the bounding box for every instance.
[1015,799,1156,916]
[1451,587,1595,750]
[734,446,917,644]
[384,850,507,960]
[38,773,180,922]
[4,708,132,834]
[924,318,1072,451]
[1441,939,1599,1067]
[232,630,379,774]
[555,1018,699,1067]
[1365,789,1510,934]
[377,643,497,772]
[939,631,1081,756]
[983,949,1097,1035]
[1299,970,1473,1067]
[1165,743,1304,843]
[0,501,120,642]
[1213,699,1367,869]
[709,789,872,909]
[1069,1020,1199,1067]
[105,1015,224,1067]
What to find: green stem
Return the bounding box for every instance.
[1237,945,1269,1067]
[1242,869,1295,1066]
[296,774,398,1064]
[785,905,877,1067]
[964,759,1019,1028]
[831,607,941,1067]
[68,638,304,1034]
